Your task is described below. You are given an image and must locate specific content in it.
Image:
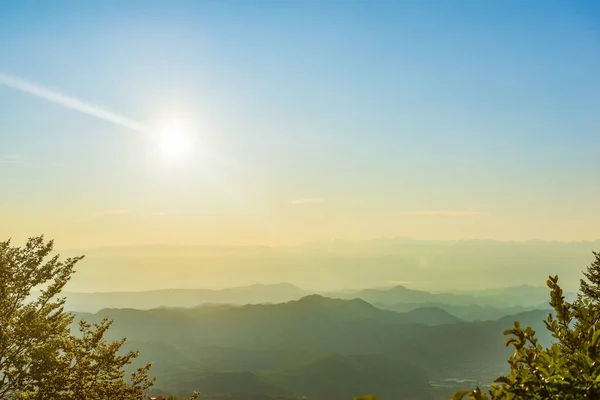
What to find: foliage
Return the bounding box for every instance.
[0,236,196,399]
[353,395,379,400]
[454,252,600,400]
[579,252,600,303]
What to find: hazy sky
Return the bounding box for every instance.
[1,1,599,248]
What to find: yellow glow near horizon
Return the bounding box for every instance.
[158,122,193,159]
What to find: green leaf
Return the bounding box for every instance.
[494,376,512,385]
[592,330,600,348]
[452,389,474,400]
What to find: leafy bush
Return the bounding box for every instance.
[454,252,600,399]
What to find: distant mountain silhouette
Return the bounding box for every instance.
[401,306,462,325]
[63,283,309,312]
[341,285,439,304]
[335,284,568,308]
[80,297,553,399]
[76,297,551,369]
[380,301,545,321]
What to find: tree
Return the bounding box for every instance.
[579,251,600,303]
[454,252,600,400]
[0,236,195,399]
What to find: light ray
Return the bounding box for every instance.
[0,72,149,134]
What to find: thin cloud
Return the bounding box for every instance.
[151,211,170,216]
[0,72,148,134]
[401,210,485,216]
[94,209,129,216]
[291,198,325,204]
[0,154,22,163]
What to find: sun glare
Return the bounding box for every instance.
[158,123,193,159]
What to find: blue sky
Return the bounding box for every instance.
[1,0,599,247]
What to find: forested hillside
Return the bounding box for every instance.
[72,295,552,399]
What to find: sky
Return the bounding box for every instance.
[1,0,599,248]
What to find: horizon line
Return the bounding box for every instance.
[57,236,600,251]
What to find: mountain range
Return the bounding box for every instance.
[63,282,569,321]
[72,294,554,399]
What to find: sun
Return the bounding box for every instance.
[158,123,193,159]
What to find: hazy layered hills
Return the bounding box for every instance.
[161,370,292,398]
[336,283,578,308]
[379,301,543,322]
[63,283,309,313]
[73,295,553,399]
[265,354,429,400]
[76,295,463,340]
[151,354,428,400]
[63,282,564,322]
